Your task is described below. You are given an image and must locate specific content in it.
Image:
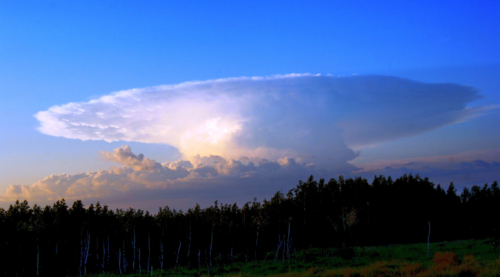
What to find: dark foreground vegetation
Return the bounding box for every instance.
[83,239,500,276]
[0,174,498,276]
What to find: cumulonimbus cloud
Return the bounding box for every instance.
[10,74,492,210]
[34,74,482,171]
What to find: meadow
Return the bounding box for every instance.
[84,238,500,277]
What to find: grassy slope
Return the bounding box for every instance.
[84,239,500,277]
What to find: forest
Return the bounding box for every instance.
[0,174,498,276]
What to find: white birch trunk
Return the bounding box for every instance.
[36,238,39,277]
[255,227,259,261]
[427,220,431,257]
[282,235,285,264]
[287,221,291,261]
[342,207,346,248]
[209,225,214,269]
[123,240,126,273]
[147,231,150,273]
[79,230,83,276]
[274,234,282,263]
[175,241,182,270]
[160,240,164,272]
[96,236,99,268]
[160,228,164,272]
[198,249,201,270]
[102,238,105,275]
[107,236,110,267]
[84,231,90,275]
[118,248,122,274]
[133,229,136,270]
[187,225,192,257]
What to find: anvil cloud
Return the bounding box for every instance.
[35,74,481,170]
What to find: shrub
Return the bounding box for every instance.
[432,251,458,267]
[400,262,423,276]
[458,254,480,277]
[337,247,356,260]
[360,261,390,276]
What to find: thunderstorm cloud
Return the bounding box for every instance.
[35,74,481,170]
[2,74,491,210]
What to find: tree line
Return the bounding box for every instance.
[0,174,498,276]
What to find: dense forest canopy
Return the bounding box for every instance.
[0,174,498,276]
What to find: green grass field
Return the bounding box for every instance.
[84,239,500,277]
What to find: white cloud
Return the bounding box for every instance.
[0,146,323,209]
[100,145,162,171]
[34,74,484,172]
[16,74,497,210]
[2,145,498,210]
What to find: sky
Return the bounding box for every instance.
[0,1,499,211]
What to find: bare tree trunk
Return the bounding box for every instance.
[118,248,122,274]
[282,235,285,264]
[342,207,346,248]
[107,236,110,267]
[19,242,22,276]
[133,229,136,270]
[231,247,233,263]
[139,247,141,273]
[123,240,127,273]
[84,230,90,275]
[274,234,282,264]
[160,228,165,272]
[255,227,259,262]
[147,231,150,273]
[55,241,58,256]
[187,224,192,257]
[175,241,182,270]
[287,221,291,262]
[427,220,431,257]
[36,238,39,277]
[209,225,214,269]
[160,240,164,272]
[198,249,201,270]
[96,236,99,268]
[79,230,83,276]
[102,238,105,275]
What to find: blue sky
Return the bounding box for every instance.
[0,1,498,211]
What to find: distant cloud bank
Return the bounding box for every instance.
[2,145,498,211]
[1,145,321,209]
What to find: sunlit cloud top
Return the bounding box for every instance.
[35,74,482,171]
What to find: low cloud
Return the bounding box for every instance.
[1,146,323,210]
[354,149,500,190]
[100,145,162,171]
[2,146,498,210]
